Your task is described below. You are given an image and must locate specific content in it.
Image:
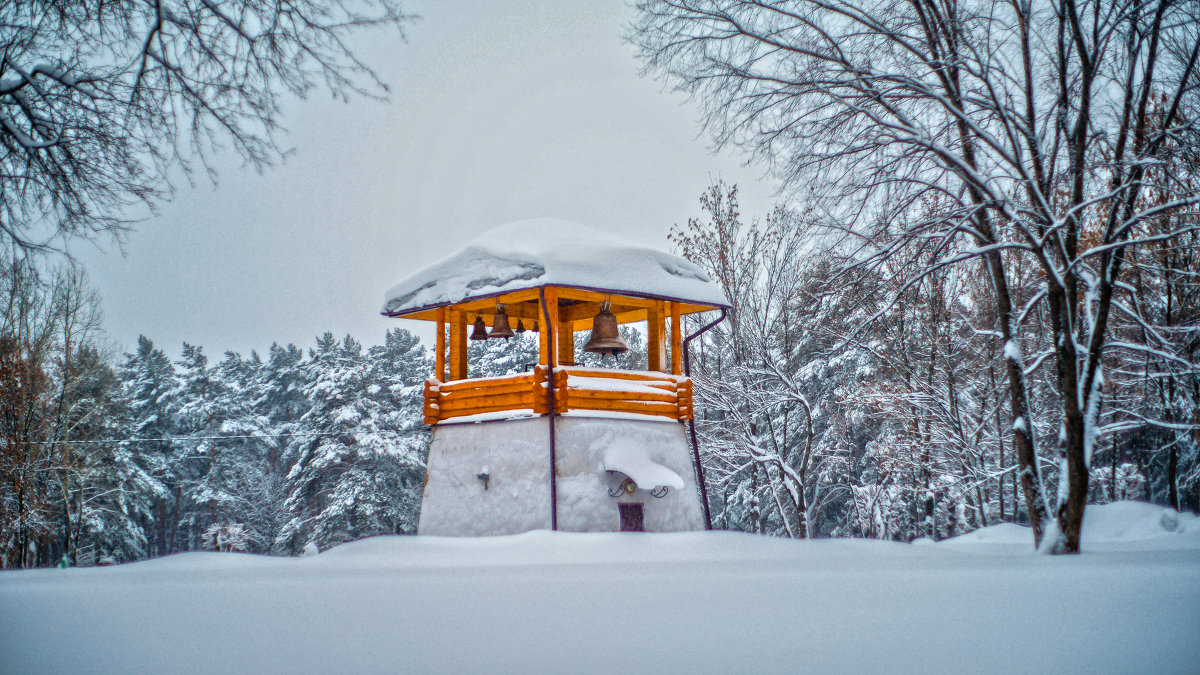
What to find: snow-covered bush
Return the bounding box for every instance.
[202,523,252,553]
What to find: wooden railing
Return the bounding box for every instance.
[422,370,550,425]
[423,365,692,425]
[558,366,692,421]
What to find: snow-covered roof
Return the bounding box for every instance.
[382,219,730,316]
[602,439,685,490]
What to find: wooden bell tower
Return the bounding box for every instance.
[381,219,729,536]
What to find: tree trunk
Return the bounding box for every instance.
[1168,442,1179,511]
[986,249,1050,545]
[1111,436,1118,502]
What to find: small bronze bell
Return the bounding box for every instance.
[515,319,526,334]
[531,321,539,333]
[490,306,515,340]
[469,316,489,341]
[583,304,629,356]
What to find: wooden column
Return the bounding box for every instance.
[669,301,682,375]
[539,287,559,366]
[557,318,574,366]
[435,307,447,381]
[647,300,666,372]
[449,309,468,380]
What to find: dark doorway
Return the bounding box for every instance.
[619,503,645,532]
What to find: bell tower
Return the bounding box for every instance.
[381,219,729,535]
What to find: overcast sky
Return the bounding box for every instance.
[73,1,780,360]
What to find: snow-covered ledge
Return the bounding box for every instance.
[601,438,686,490]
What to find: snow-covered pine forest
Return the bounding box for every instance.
[0,255,433,567]
[0,254,653,568]
[2,180,1196,568]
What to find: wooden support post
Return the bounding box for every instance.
[669,301,682,376]
[558,318,574,366]
[539,287,559,366]
[647,300,666,372]
[449,309,468,380]
[435,307,447,381]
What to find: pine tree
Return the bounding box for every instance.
[277,332,428,553]
[69,346,163,563]
[168,345,276,552]
[117,336,180,556]
[468,332,539,377]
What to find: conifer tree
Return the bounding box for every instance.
[117,336,180,555]
[277,332,428,552]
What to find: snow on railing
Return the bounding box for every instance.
[423,370,551,425]
[558,367,692,421]
[423,365,692,424]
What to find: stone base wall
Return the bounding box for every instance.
[418,415,705,536]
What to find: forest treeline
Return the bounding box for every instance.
[634,0,1198,553]
[679,183,1199,541]
[0,256,648,568]
[3,191,1198,566]
[0,257,432,568]
[2,0,1195,562]
[4,176,1197,568]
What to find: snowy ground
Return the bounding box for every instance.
[3,502,1198,674]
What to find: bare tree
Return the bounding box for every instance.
[0,257,119,567]
[635,0,1200,552]
[674,183,856,537]
[48,265,107,565]
[0,257,70,566]
[1,0,411,252]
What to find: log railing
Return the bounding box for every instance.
[558,366,692,421]
[422,370,557,425]
[423,365,692,425]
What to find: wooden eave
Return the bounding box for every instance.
[382,283,727,327]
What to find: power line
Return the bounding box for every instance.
[13,428,429,445]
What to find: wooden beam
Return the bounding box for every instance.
[448,288,542,315]
[550,288,722,320]
[559,301,647,324]
[438,373,535,392]
[669,301,681,375]
[449,309,468,381]
[554,287,657,307]
[440,382,538,399]
[562,397,681,419]
[564,309,649,332]
[647,300,666,372]
[435,307,447,381]
[558,317,575,366]
[565,388,678,403]
[539,287,558,366]
[438,392,534,412]
[386,296,724,322]
[439,406,537,421]
[561,367,685,383]
[503,301,542,322]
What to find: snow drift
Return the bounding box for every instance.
[1,502,1197,674]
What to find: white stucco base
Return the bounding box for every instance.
[418,415,706,536]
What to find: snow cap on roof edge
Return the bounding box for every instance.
[381,218,730,315]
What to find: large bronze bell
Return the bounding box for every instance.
[583,305,629,356]
[490,306,515,340]
[469,316,489,341]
